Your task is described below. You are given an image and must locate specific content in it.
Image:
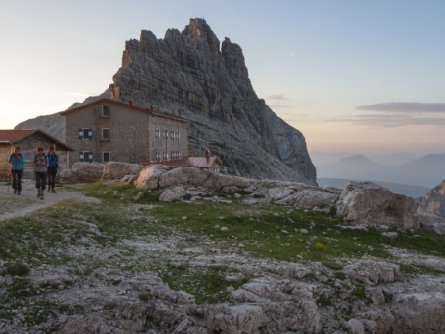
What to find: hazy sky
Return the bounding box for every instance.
[1,0,444,155]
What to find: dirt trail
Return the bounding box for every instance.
[0,179,100,221]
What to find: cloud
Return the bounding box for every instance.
[266,94,290,101]
[357,102,445,113]
[265,94,295,111]
[332,113,445,128]
[269,104,294,110]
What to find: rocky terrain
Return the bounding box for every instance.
[15,18,316,185]
[1,163,445,333]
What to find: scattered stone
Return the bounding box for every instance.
[382,232,398,239]
[345,318,365,334]
[133,192,144,201]
[159,186,186,202]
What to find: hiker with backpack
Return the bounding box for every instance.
[34,147,47,199]
[47,146,59,193]
[8,146,25,195]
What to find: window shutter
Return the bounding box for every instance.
[88,129,93,140]
[79,152,84,162]
[88,153,93,162]
[78,129,83,139]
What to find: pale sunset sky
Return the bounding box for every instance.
[1,0,444,155]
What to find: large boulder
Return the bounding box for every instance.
[343,260,399,285]
[134,166,251,192]
[133,165,169,190]
[158,167,211,189]
[336,182,420,229]
[159,186,187,202]
[390,292,445,333]
[102,162,143,179]
[59,162,105,183]
[275,189,339,209]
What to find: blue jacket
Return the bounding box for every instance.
[8,153,25,171]
[47,153,59,168]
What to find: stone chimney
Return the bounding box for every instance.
[205,149,210,164]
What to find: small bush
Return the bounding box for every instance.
[329,206,337,216]
[313,241,325,251]
[5,262,30,276]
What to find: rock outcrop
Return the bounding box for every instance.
[417,180,445,235]
[336,181,421,229]
[418,179,445,218]
[59,162,105,183]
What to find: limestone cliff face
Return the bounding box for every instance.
[111,18,316,184]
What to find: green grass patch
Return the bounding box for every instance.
[63,181,161,204]
[151,202,392,262]
[399,263,445,276]
[160,265,251,304]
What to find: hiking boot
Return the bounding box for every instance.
[40,190,44,200]
[37,190,41,198]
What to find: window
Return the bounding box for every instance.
[102,128,110,140]
[162,151,168,160]
[155,151,161,161]
[102,105,110,117]
[79,151,93,163]
[170,130,175,141]
[155,128,160,140]
[78,128,93,140]
[103,152,110,162]
[163,129,168,139]
[177,131,181,141]
[171,150,175,159]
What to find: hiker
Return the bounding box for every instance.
[8,146,25,195]
[47,146,59,192]
[34,147,47,199]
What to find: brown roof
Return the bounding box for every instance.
[0,129,74,151]
[61,98,188,123]
[0,129,35,143]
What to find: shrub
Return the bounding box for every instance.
[5,262,30,276]
[313,241,325,251]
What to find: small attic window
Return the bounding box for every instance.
[102,105,110,117]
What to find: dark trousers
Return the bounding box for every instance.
[11,169,23,193]
[35,172,47,191]
[47,167,57,189]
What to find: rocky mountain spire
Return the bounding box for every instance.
[111,18,316,184]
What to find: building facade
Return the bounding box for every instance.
[61,98,188,166]
[0,129,73,178]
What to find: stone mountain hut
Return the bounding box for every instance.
[0,129,74,178]
[61,98,188,167]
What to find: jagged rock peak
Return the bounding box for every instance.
[181,18,220,52]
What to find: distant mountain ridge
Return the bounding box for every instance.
[317,153,445,188]
[318,178,430,198]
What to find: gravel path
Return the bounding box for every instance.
[0,179,100,221]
